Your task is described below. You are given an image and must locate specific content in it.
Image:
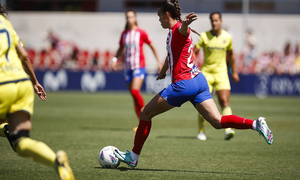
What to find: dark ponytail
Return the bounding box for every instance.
[159,0,200,36]
[159,0,181,21]
[172,0,182,22]
[0,5,8,18]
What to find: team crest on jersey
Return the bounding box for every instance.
[223,39,227,44]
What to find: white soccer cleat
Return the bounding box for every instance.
[256,117,273,145]
[197,132,207,140]
[113,149,138,168]
[224,128,235,140]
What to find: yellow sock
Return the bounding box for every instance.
[0,122,8,137]
[222,106,232,116]
[14,137,56,167]
[198,114,206,133]
[222,106,233,131]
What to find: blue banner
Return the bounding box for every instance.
[230,74,300,97]
[35,70,300,96]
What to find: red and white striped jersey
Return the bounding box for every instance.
[166,22,200,83]
[119,27,152,70]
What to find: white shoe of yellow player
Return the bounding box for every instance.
[224,128,235,140]
[197,132,207,140]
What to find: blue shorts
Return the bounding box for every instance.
[159,73,212,107]
[125,68,146,83]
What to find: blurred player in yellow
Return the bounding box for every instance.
[0,6,74,180]
[194,11,239,140]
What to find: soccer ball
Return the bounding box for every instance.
[98,146,120,168]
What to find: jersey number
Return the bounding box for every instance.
[187,44,194,68]
[0,29,11,62]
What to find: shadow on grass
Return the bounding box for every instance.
[156,135,224,141]
[156,135,196,139]
[80,126,130,132]
[94,167,256,176]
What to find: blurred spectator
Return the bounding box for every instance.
[244,29,257,67]
[91,50,100,71]
[26,31,300,75]
[281,42,297,74]
[295,43,300,73]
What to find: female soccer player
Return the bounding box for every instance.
[0,6,74,180]
[193,11,239,141]
[114,0,273,168]
[112,10,162,130]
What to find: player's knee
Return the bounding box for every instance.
[212,123,223,129]
[208,116,223,129]
[140,107,147,120]
[140,107,152,121]
[218,99,229,108]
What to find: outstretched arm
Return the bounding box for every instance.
[179,12,198,36]
[16,43,47,101]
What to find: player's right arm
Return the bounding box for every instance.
[16,42,47,101]
[156,57,169,80]
[111,45,124,71]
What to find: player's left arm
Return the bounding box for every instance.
[179,12,197,36]
[148,42,162,71]
[227,49,239,83]
[16,42,47,101]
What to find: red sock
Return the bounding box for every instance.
[132,120,152,155]
[130,89,144,118]
[221,115,254,129]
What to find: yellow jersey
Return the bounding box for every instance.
[195,30,233,73]
[0,15,29,84]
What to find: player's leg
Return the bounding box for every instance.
[133,94,174,154]
[7,111,57,166]
[114,93,174,167]
[195,100,273,144]
[8,112,74,179]
[126,69,145,131]
[215,71,235,140]
[216,89,235,140]
[195,99,223,129]
[127,76,144,119]
[0,83,13,138]
[8,81,74,179]
[197,114,207,140]
[197,71,213,140]
[194,74,272,144]
[195,99,255,130]
[0,83,19,150]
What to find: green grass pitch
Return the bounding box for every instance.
[0,92,299,179]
